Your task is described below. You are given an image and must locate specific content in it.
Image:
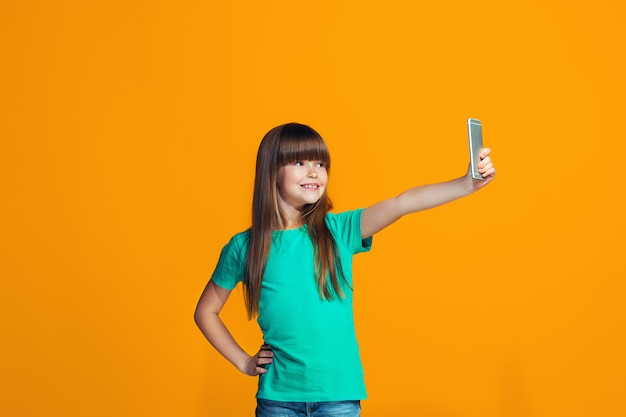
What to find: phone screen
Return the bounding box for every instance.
[468,118,484,180]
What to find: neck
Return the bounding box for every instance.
[279,213,304,230]
[276,202,305,230]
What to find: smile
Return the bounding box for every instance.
[301,184,320,190]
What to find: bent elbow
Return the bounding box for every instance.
[194,304,206,328]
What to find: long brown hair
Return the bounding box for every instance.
[244,123,346,318]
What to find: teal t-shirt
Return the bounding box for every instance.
[210,209,373,401]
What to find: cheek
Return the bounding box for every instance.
[276,168,286,188]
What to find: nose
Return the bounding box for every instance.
[306,162,318,178]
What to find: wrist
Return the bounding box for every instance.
[232,353,251,375]
[239,355,256,376]
[457,174,475,196]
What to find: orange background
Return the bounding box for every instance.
[1,1,624,416]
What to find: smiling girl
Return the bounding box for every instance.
[194,122,496,417]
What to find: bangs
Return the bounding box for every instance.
[276,124,331,168]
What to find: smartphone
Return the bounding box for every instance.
[467,118,485,180]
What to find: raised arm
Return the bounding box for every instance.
[194,280,273,375]
[361,148,495,239]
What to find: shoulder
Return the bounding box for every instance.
[325,209,364,229]
[325,209,372,254]
[324,209,364,241]
[211,229,250,289]
[229,229,250,245]
[221,229,251,256]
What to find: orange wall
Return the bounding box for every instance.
[1,1,624,416]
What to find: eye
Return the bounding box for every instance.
[316,161,326,168]
[294,161,304,166]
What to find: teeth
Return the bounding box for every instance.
[302,185,318,189]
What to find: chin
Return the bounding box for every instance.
[303,196,323,206]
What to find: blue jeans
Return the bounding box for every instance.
[255,399,361,417]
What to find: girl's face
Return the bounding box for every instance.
[276,160,328,211]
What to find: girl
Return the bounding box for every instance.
[195,122,496,417]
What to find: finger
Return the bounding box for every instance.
[256,355,273,374]
[482,166,496,178]
[480,147,492,159]
[257,356,273,365]
[246,356,268,376]
[479,156,492,167]
[259,350,274,359]
[479,161,494,173]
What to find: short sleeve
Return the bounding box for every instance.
[325,209,372,255]
[210,232,248,290]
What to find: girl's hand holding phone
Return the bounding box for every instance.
[470,147,496,190]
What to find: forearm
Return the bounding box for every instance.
[362,175,474,238]
[362,148,495,239]
[396,175,473,215]
[194,310,251,374]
